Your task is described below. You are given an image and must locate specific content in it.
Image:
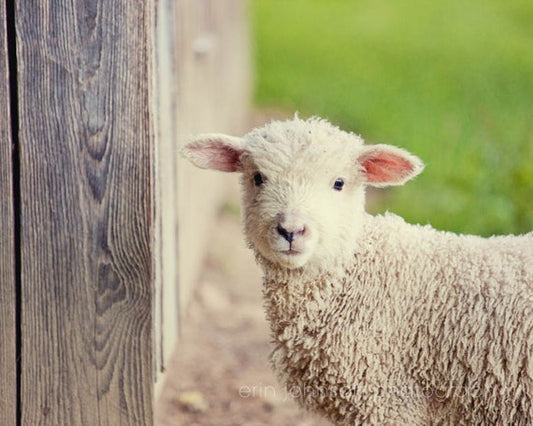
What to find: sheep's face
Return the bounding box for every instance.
[184,117,423,272]
[238,127,367,270]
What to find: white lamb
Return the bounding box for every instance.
[184,116,533,425]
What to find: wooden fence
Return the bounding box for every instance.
[0,0,249,424]
[1,0,16,421]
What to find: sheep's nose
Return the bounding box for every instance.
[277,224,305,243]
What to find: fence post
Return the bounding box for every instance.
[0,0,16,423]
[15,1,155,423]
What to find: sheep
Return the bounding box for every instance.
[183,115,533,425]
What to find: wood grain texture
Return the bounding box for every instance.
[0,1,16,424]
[16,1,154,424]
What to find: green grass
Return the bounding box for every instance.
[252,0,533,236]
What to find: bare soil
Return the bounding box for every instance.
[155,204,329,426]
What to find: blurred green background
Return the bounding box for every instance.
[251,0,532,236]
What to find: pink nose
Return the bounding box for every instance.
[277,224,305,243]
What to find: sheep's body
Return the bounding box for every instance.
[184,116,533,424]
[263,213,533,425]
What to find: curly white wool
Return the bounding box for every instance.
[184,116,533,425]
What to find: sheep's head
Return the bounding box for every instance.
[184,116,423,272]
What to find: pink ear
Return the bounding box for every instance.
[358,144,424,187]
[183,134,245,172]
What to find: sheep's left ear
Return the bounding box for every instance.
[182,134,246,172]
[358,144,424,187]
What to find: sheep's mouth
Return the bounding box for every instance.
[280,249,301,256]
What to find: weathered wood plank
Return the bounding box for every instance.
[0,1,16,424]
[16,1,154,424]
[152,0,178,394]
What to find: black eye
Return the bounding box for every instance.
[333,178,344,191]
[253,172,264,187]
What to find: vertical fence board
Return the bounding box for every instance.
[154,0,250,396]
[174,0,251,316]
[0,1,16,424]
[17,1,153,424]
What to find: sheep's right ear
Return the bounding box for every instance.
[357,144,424,187]
[182,134,246,172]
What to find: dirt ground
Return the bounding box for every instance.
[154,199,330,426]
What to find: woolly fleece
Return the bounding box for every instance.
[264,213,533,424]
[184,116,533,425]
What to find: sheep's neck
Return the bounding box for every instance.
[259,258,347,335]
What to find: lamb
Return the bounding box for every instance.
[183,115,533,425]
